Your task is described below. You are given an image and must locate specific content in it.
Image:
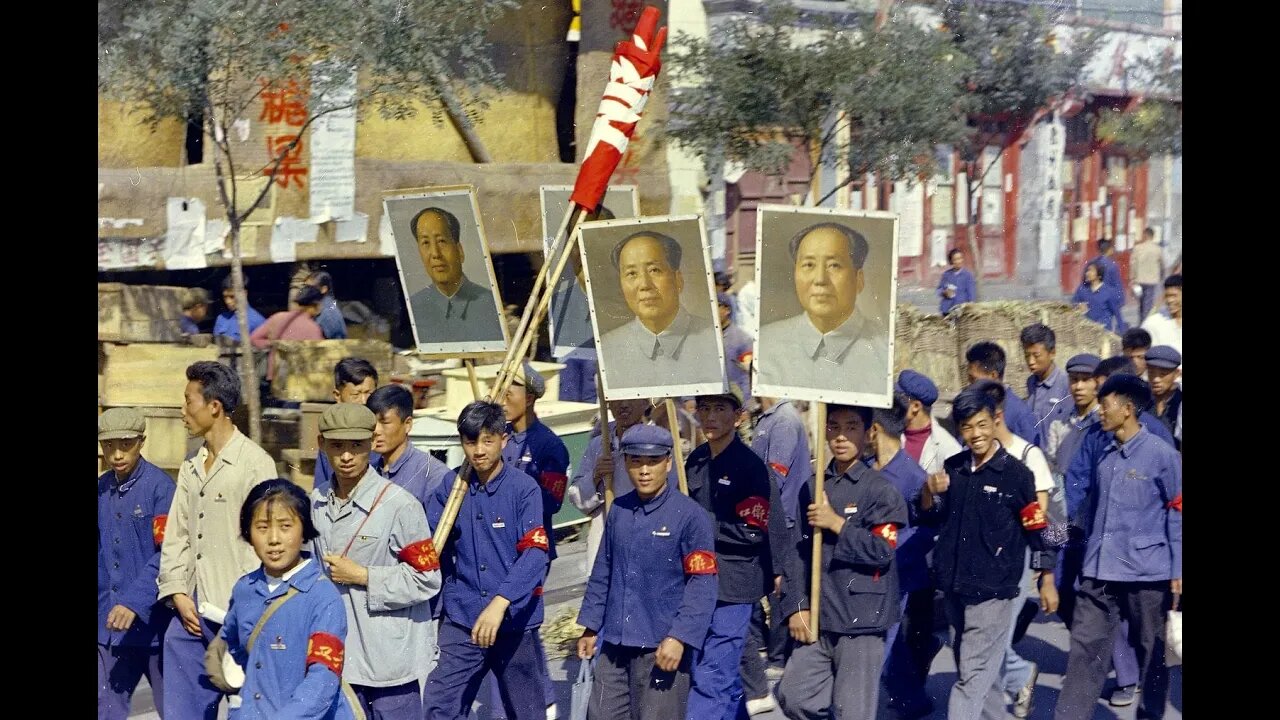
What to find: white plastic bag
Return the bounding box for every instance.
[1165,609,1182,666]
[570,656,593,720]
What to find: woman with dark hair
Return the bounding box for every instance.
[1071,262,1127,332]
[219,479,358,718]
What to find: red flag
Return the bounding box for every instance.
[569,5,667,211]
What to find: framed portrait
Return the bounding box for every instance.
[384,185,510,357]
[539,185,640,360]
[577,214,727,401]
[752,205,899,408]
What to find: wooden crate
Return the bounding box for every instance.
[281,448,318,493]
[270,340,393,402]
[98,283,189,343]
[100,342,221,407]
[299,402,330,452]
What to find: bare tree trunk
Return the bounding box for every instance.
[965,168,983,300]
[228,220,262,443]
[436,72,493,164]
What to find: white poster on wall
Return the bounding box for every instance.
[164,197,208,270]
[308,62,357,222]
[892,181,925,257]
[1038,115,1066,271]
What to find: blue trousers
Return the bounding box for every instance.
[424,620,546,720]
[98,644,163,720]
[482,633,556,718]
[351,680,422,720]
[687,601,753,720]
[161,613,223,720]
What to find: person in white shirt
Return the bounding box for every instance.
[1140,274,1182,366]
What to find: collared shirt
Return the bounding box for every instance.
[98,458,176,648]
[937,267,977,314]
[427,463,548,632]
[313,450,382,497]
[311,468,440,687]
[221,556,357,719]
[577,483,719,650]
[1026,365,1071,451]
[1080,427,1182,582]
[315,295,347,339]
[749,400,811,527]
[782,460,907,635]
[1047,406,1099,477]
[721,322,754,397]
[902,422,964,476]
[922,447,1053,601]
[1072,282,1127,332]
[1130,242,1163,285]
[374,444,454,514]
[685,436,784,604]
[1065,416,1176,525]
[213,306,266,341]
[158,429,278,615]
[598,307,723,391]
[873,450,930,594]
[407,276,505,346]
[757,310,890,397]
[503,420,570,561]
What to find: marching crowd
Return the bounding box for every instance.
[99,273,1182,720]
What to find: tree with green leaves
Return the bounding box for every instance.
[99,0,513,440]
[1097,52,1182,159]
[939,0,1102,290]
[668,0,972,206]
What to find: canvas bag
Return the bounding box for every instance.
[570,656,593,720]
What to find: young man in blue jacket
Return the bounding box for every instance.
[577,424,719,720]
[98,408,176,720]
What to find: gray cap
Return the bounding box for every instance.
[1144,345,1182,369]
[620,424,674,457]
[512,362,546,399]
[1065,353,1102,374]
[319,403,376,440]
[99,408,146,440]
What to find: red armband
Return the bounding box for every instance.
[517,527,550,553]
[152,514,168,546]
[397,539,441,572]
[871,523,899,549]
[1167,493,1182,512]
[1020,502,1047,531]
[306,632,345,675]
[683,550,718,575]
[540,471,568,504]
[768,462,790,478]
[735,496,770,530]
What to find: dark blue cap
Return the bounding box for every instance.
[1065,353,1102,374]
[895,370,938,407]
[1144,345,1182,369]
[619,424,674,457]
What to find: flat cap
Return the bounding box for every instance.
[1144,345,1182,369]
[99,408,146,440]
[699,382,745,410]
[512,362,546,399]
[620,424,675,457]
[319,403,376,440]
[896,370,939,407]
[1065,353,1102,374]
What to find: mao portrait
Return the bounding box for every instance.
[384,187,507,355]
[579,216,726,400]
[753,207,898,406]
[540,185,639,360]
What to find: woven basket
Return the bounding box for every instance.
[894,304,963,399]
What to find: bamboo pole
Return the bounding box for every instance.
[493,215,590,400]
[430,359,487,552]
[464,359,481,400]
[665,398,690,495]
[811,401,827,637]
[597,373,615,513]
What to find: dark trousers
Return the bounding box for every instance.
[767,589,791,667]
[1054,578,1171,720]
[161,613,223,720]
[98,644,163,720]
[425,620,546,720]
[482,632,556,717]
[1055,540,1086,628]
[589,642,692,720]
[1139,284,1157,320]
[351,680,422,720]
[776,632,884,720]
[739,601,770,702]
[882,588,942,712]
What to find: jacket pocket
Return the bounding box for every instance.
[844,569,888,595]
[1128,534,1169,570]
